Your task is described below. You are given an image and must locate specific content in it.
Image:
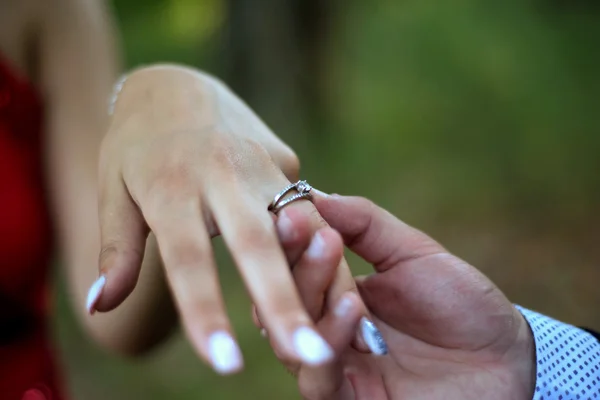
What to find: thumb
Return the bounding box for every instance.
[88,178,148,314]
[354,273,400,328]
[313,193,444,272]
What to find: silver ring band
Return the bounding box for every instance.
[268,180,313,213]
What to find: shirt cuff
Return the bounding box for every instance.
[515,305,600,400]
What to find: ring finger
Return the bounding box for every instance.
[208,183,334,366]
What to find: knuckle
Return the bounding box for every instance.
[98,240,144,273]
[143,203,165,230]
[210,136,276,177]
[98,242,119,270]
[208,135,235,163]
[149,158,195,194]
[142,198,169,230]
[232,222,276,254]
[243,137,271,159]
[207,136,239,175]
[243,138,278,172]
[264,293,304,320]
[135,133,202,198]
[164,238,210,269]
[142,190,197,230]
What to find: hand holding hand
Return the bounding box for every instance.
[278,193,536,399]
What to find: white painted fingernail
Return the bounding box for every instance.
[86,276,106,314]
[306,232,326,259]
[334,294,355,318]
[360,317,388,355]
[208,331,243,374]
[277,210,296,242]
[293,327,334,365]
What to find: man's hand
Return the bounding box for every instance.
[273,192,536,399]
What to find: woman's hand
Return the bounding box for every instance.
[274,193,537,399]
[87,65,363,373]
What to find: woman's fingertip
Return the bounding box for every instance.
[277,209,296,242]
[86,275,106,314]
[208,331,244,375]
[306,231,327,259]
[293,326,334,366]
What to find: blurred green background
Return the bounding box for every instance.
[53,0,600,398]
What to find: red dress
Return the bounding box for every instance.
[0,55,63,400]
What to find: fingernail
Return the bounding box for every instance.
[306,232,326,259]
[360,317,388,355]
[277,210,296,242]
[334,294,355,318]
[293,326,334,365]
[86,275,106,314]
[208,331,243,374]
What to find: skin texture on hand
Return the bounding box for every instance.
[275,192,536,400]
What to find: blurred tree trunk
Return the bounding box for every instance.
[221,0,332,142]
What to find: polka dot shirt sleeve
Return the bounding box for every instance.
[515,305,600,400]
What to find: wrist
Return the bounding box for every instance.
[505,308,536,400]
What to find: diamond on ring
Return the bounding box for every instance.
[296,180,312,194]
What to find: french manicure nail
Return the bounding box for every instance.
[360,317,388,355]
[277,210,296,242]
[293,326,334,365]
[86,275,106,314]
[334,294,355,318]
[208,331,243,374]
[306,232,326,259]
